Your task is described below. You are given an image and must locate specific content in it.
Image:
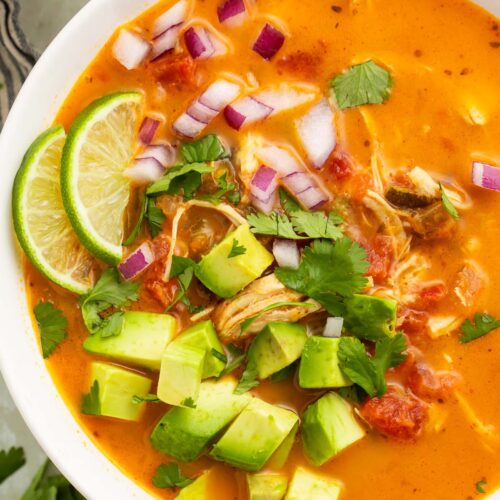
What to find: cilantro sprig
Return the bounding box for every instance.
[0,447,25,484]
[338,334,407,397]
[34,302,68,358]
[331,60,393,109]
[228,239,246,258]
[217,344,246,379]
[166,256,203,314]
[234,361,259,395]
[439,182,459,220]
[459,313,500,343]
[180,134,230,163]
[152,463,194,489]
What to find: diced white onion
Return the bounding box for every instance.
[323,317,343,338]
[273,239,300,269]
[112,30,151,70]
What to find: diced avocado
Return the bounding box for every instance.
[157,342,205,407]
[176,468,216,500]
[89,362,151,422]
[176,320,225,378]
[267,422,298,468]
[386,185,436,208]
[248,322,307,380]
[344,294,397,341]
[298,337,352,389]
[302,392,365,466]
[151,378,251,461]
[83,312,177,370]
[195,224,274,298]
[285,467,342,500]
[247,473,288,500]
[210,398,299,472]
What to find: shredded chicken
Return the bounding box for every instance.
[454,261,484,308]
[213,274,321,340]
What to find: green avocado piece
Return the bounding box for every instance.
[157,342,205,407]
[210,398,299,472]
[285,467,342,500]
[298,336,352,389]
[267,422,298,469]
[176,468,216,499]
[247,473,288,500]
[175,320,225,378]
[386,185,436,208]
[302,392,365,466]
[195,224,274,298]
[248,322,307,380]
[83,311,177,370]
[150,378,251,461]
[89,362,151,422]
[344,294,397,341]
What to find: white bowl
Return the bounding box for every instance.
[0,0,499,498]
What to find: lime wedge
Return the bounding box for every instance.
[61,92,143,264]
[12,126,96,294]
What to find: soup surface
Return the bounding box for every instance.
[19,0,500,498]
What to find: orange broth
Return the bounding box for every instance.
[25,0,500,498]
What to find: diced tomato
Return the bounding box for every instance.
[366,234,394,283]
[407,363,459,401]
[152,54,196,89]
[143,277,179,309]
[276,51,322,79]
[325,151,354,182]
[361,385,428,441]
[398,308,429,336]
[410,283,447,310]
[350,171,372,202]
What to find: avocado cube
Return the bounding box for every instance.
[176,468,216,499]
[89,362,151,422]
[302,392,365,466]
[248,322,307,380]
[84,312,177,370]
[195,224,274,298]
[344,294,397,341]
[157,343,205,407]
[267,422,298,468]
[298,336,352,389]
[210,398,299,472]
[247,473,288,500]
[151,378,251,461]
[176,320,226,378]
[285,467,342,500]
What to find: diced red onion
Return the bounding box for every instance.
[138,117,161,145]
[253,23,285,60]
[124,158,166,185]
[224,97,273,130]
[184,27,215,60]
[119,242,155,280]
[112,30,151,70]
[151,25,182,60]
[153,0,189,37]
[296,186,329,210]
[472,161,500,192]
[199,79,241,111]
[218,0,247,25]
[137,144,177,167]
[323,317,343,338]
[187,99,219,124]
[282,171,314,195]
[273,239,300,269]
[297,98,336,169]
[252,191,278,215]
[173,113,207,138]
[251,166,278,197]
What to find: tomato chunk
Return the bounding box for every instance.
[366,235,394,283]
[152,54,196,89]
[325,152,354,182]
[408,363,459,401]
[410,282,447,310]
[276,51,322,79]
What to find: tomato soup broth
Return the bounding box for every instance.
[24,0,500,498]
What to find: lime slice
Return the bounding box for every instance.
[12,125,96,294]
[61,92,143,264]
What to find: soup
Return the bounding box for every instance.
[13,0,500,498]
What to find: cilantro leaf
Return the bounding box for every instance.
[234,362,259,395]
[476,480,487,494]
[275,238,369,316]
[152,463,194,489]
[181,397,197,408]
[338,334,407,397]
[211,348,228,364]
[279,188,301,215]
[34,302,68,358]
[439,182,459,220]
[180,134,230,163]
[217,344,245,379]
[331,60,393,110]
[337,385,366,404]
[228,239,246,258]
[166,257,202,314]
[0,447,25,484]
[132,394,160,404]
[200,172,241,206]
[459,313,500,343]
[97,312,124,338]
[247,212,300,239]
[147,163,214,197]
[228,190,241,205]
[169,255,198,278]
[146,198,166,237]
[123,195,147,246]
[81,380,101,416]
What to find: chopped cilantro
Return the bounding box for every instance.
[331,60,393,109]
[459,313,500,343]
[338,334,407,397]
[0,447,25,484]
[81,380,101,416]
[211,348,228,364]
[439,182,460,220]
[180,134,230,163]
[228,190,242,204]
[132,394,160,404]
[476,480,487,494]
[217,344,245,379]
[146,198,166,237]
[169,255,198,278]
[147,163,214,197]
[166,256,202,314]
[337,385,366,404]
[152,463,194,489]
[279,188,301,215]
[123,195,147,246]
[228,239,246,258]
[97,311,124,338]
[81,269,139,337]
[201,172,241,205]
[34,301,68,358]
[181,397,197,408]
[275,238,369,316]
[234,362,259,395]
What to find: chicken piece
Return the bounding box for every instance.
[212,274,321,341]
[454,262,483,308]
